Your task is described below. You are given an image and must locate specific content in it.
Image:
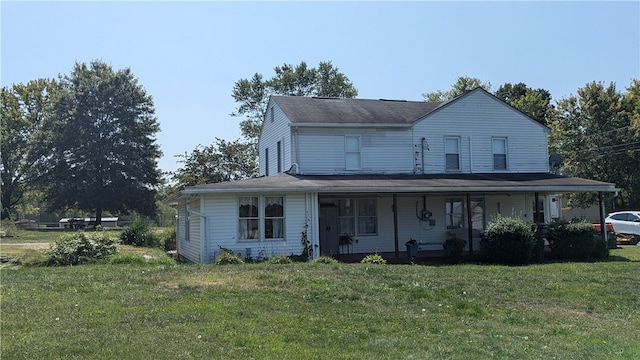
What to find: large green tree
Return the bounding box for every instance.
[171,138,257,190]
[495,82,553,125]
[231,60,358,141]
[422,76,492,102]
[548,80,640,210]
[1,79,58,219]
[29,60,162,225]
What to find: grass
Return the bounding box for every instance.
[1,238,639,359]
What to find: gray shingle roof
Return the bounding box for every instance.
[182,173,618,194]
[271,96,443,125]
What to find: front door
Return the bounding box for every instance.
[319,206,339,255]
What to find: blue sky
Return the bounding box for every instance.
[2,1,639,175]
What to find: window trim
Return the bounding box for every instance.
[445,197,464,230]
[238,196,286,242]
[492,137,508,171]
[338,198,378,236]
[444,136,461,172]
[345,135,362,171]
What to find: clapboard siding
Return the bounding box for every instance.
[200,193,309,262]
[296,128,415,174]
[259,101,292,176]
[412,90,549,174]
[176,196,202,263]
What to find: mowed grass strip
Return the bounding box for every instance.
[2,247,640,359]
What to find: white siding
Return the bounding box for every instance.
[412,90,550,174]
[202,192,310,262]
[259,101,293,176]
[296,128,415,174]
[176,196,202,263]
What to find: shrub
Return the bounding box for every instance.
[119,218,161,248]
[161,227,177,251]
[47,231,118,266]
[480,216,537,265]
[312,256,339,264]
[214,251,244,265]
[547,220,597,261]
[1,218,17,237]
[361,253,387,264]
[591,234,609,260]
[266,255,292,264]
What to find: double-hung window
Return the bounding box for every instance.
[492,137,507,170]
[264,197,284,239]
[239,197,259,240]
[445,198,464,229]
[345,136,361,170]
[238,196,285,241]
[338,198,377,236]
[445,137,460,171]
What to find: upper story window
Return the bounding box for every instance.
[444,137,460,171]
[265,148,270,176]
[345,136,361,170]
[277,141,282,173]
[492,137,507,170]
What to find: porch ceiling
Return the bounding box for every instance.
[182,173,618,195]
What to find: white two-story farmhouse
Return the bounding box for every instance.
[175,88,617,263]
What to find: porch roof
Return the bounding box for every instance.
[182,173,618,195]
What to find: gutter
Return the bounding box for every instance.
[183,185,620,195]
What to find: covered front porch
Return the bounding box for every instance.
[309,173,618,262]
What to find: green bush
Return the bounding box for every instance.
[361,253,387,264]
[161,227,177,251]
[547,220,597,261]
[1,218,18,237]
[312,256,339,264]
[480,216,537,265]
[266,255,292,264]
[120,218,161,248]
[47,231,118,266]
[591,234,609,260]
[214,252,244,265]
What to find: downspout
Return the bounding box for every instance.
[293,127,300,173]
[466,193,473,255]
[186,196,208,263]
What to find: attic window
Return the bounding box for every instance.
[270,107,274,123]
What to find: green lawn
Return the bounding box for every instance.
[2,244,639,359]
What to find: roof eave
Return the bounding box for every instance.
[290,123,411,128]
[182,185,619,195]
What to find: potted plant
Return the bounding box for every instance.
[443,235,466,263]
[405,238,418,257]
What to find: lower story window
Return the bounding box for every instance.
[239,196,285,240]
[239,197,259,240]
[338,198,377,236]
[446,198,464,229]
